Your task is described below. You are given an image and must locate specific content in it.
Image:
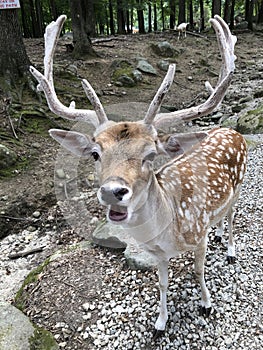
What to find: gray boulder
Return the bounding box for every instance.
[237,105,263,134]
[157,60,170,71]
[137,59,157,75]
[0,144,17,169]
[151,41,179,57]
[92,221,157,270]
[0,302,58,350]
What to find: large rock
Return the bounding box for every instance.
[236,105,263,134]
[0,144,17,169]
[151,41,179,57]
[137,59,157,75]
[92,221,157,270]
[0,302,58,350]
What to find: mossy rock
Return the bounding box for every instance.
[237,106,263,134]
[0,302,58,350]
[111,60,136,86]
[0,144,17,169]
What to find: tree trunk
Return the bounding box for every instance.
[148,3,152,32]
[245,0,255,30]
[188,0,194,30]
[0,9,31,84]
[69,0,97,58]
[153,3,157,31]
[136,0,145,34]
[169,0,176,29]
[230,0,235,29]
[200,0,205,31]
[178,0,186,24]
[223,0,231,23]
[20,0,32,37]
[35,0,44,37]
[117,0,126,34]
[49,0,58,21]
[258,0,263,23]
[109,0,115,35]
[212,0,221,17]
[83,0,96,37]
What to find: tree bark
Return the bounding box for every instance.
[153,3,157,31]
[189,0,194,30]
[178,0,186,24]
[212,0,221,17]
[148,2,152,32]
[109,0,115,35]
[200,0,205,31]
[69,0,97,58]
[0,9,31,83]
[230,0,235,29]
[223,0,231,23]
[169,0,176,29]
[136,0,145,33]
[117,0,126,34]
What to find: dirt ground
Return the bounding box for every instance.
[0,28,262,349]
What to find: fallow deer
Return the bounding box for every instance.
[30,15,247,339]
[175,22,189,39]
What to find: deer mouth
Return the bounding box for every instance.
[109,205,128,222]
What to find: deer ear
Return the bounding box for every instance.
[49,129,94,157]
[158,131,209,158]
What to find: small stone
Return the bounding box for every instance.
[56,168,66,179]
[32,211,41,218]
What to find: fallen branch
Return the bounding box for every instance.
[8,246,45,260]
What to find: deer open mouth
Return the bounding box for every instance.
[109,205,128,222]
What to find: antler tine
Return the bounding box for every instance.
[143,64,176,125]
[30,15,108,127]
[153,16,237,129]
[82,79,108,124]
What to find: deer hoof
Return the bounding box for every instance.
[214,236,222,243]
[227,256,236,264]
[199,306,212,317]
[152,329,165,341]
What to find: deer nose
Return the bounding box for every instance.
[99,183,132,204]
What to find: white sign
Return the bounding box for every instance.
[0,0,20,9]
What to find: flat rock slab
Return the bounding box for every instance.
[0,301,34,350]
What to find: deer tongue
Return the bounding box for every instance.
[109,205,128,222]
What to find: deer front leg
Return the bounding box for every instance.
[153,260,169,340]
[194,240,212,317]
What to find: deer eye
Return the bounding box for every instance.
[91,151,100,161]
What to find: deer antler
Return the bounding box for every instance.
[29,15,108,127]
[144,64,176,125]
[146,15,237,128]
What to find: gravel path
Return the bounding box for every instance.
[8,142,261,350]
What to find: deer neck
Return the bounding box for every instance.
[122,173,174,244]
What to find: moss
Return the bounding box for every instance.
[237,105,263,134]
[29,326,58,350]
[0,155,31,178]
[14,258,51,312]
[111,60,134,81]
